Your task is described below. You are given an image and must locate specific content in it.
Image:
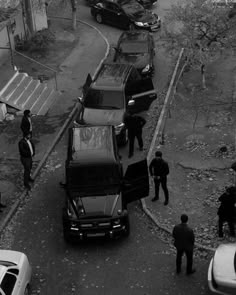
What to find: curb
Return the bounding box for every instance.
[142,48,216,253]
[0,18,110,236]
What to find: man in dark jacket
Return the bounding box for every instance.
[172,214,196,275]
[149,150,169,205]
[18,133,35,190]
[124,113,146,158]
[20,110,33,137]
[217,186,236,238]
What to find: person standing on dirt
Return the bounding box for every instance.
[124,112,146,158]
[217,186,236,238]
[18,132,35,190]
[20,110,33,138]
[149,150,169,205]
[172,214,196,275]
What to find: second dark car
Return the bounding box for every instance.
[91,0,161,32]
[113,30,155,77]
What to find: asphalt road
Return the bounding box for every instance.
[1,136,211,295]
[0,1,213,294]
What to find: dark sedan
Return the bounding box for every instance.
[113,30,155,77]
[91,0,161,32]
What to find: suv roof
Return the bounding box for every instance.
[120,30,150,42]
[93,63,133,90]
[68,125,118,165]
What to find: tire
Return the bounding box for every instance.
[95,14,103,24]
[123,217,130,237]
[24,285,30,295]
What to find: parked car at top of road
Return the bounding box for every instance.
[90,0,161,32]
[208,243,236,294]
[62,125,150,242]
[206,0,236,7]
[76,62,157,145]
[0,250,32,295]
[136,0,157,9]
[113,30,155,77]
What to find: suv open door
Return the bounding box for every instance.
[123,159,149,204]
[125,78,157,113]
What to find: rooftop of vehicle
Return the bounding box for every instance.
[93,63,132,89]
[120,30,150,42]
[69,125,118,165]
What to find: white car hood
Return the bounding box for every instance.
[0,250,23,265]
[213,244,236,284]
[83,108,124,126]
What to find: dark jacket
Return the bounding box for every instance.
[172,223,195,251]
[149,157,169,177]
[20,116,31,136]
[217,189,236,219]
[124,114,146,136]
[18,138,35,158]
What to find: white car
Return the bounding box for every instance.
[0,250,32,295]
[208,243,236,294]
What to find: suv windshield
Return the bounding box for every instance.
[120,42,148,53]
[84,89,124,109]
[67,164,121,190]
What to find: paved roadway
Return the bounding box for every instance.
[0,1,212,294]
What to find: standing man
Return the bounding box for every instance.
[18,132,35,190]
[217,186,236,238]
[172,214,196,275]
[20,110,33,137]
[149,150,169,205]
[124,112,146,158]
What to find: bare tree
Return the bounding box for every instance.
[164,0,236,89]
[60,0,78,30]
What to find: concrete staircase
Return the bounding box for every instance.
[0,70,60,115]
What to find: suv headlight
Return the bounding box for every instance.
[134,21,148,27]
[142,64,150,73]
[115,123,125,135]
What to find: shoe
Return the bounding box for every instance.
[24,184,31,190]
[128,154,133,158]
[0,203,6,208]
[164,201,169,206]
[29,177,34,182]
[151,197,159,202]
[186,269,196,275]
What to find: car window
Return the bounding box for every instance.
[1,272,17,295]
[105,2,120,11]
[84,89,124,109]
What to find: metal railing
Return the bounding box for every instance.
[0,46,58,90]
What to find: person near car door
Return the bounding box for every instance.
[18,132,35,190]
[124,112,146,158]
[172,214,196,275]
[149,150,169,205]
[217,186,236,238]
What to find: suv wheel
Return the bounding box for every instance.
[123,216,130,237]
[95,14,103,24]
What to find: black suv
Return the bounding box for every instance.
[113,30,155,77]
[91,0,161,31]
[62,125,149,242]
[77,63,157,145]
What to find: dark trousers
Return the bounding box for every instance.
[176,249,193,273]
[218,216,235,237]
[154,176,169,202]
[128,131,143,156]
[20,156,32,186]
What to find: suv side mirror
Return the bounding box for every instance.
[77,97,83,104]
[128,99,135,106]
